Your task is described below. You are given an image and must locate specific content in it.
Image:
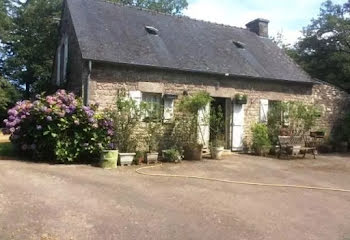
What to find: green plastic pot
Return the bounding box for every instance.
[100,150,119,169]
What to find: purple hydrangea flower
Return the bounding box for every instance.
[8,109,18,116]
[21,144,28,151]
[46,116,53,121]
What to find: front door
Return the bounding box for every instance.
[232,103,244,151]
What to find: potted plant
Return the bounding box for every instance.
[234,94,248,104]
[209,105,225,160]
[251,123,271,156]
[162,148,182,163]
[134,151,145,165]
[210,139,225,160]
[100,143,119,169]
[176,91,213,160]
[142,102,163,164]
[111,92,141,166]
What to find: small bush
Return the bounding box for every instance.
[0,142,15,157]
[252,123,271,155]
[162,149,181,163]
[2,90,114,163]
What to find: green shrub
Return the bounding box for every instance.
[174,91,212,149]
[0,142,15,157]
[252,123,271,155]
[2,90,114,163]
[267,101,321,144]
[210,105,225,147]
[162,149,181,163]
[109,93,141,153]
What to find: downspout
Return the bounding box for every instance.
[85,60,92,105]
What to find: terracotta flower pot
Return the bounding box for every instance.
[183,145,203,160]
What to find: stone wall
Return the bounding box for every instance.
[312,81,350,136]
[88,63,350,146]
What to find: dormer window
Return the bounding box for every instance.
[233,40,245,49]
[145,26,159,35]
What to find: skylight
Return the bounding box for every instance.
[233,40,245,49]
[145,26,159,35]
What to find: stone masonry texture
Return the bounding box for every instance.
[86,63,349,147]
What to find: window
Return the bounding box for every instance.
[129,91,175,121]
[142,92,162,120]
[145,26,159,35]
[56,35,68,86]
[233,40,245,49]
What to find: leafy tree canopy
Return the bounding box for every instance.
[0,0,188,98]
[289,0,350,91]
[0,77,20,121]
[110,0,188,15]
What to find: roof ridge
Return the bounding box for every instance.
[98,0,249,32]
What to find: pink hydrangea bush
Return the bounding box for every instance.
[2,90,115,163]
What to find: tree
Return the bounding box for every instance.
[1,0,188,98]
[0,77,20,122]
[108,0,188,15]
[291,0,350,92]
[3,0,61,97]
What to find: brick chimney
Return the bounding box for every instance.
[246,18,269,38]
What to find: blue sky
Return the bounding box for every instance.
[184,0,346,44]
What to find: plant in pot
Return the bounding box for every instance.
[142,102,163,164]
[134,151,145,165]
[209,105,225,160]
[100,142,119,169]
[176,91,212,160]
[251,123,271,156]
[234,94,248,104]
[111,93,141,166]
[162,148,182,163]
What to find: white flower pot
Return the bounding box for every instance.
[146,152,159,164]
[210,146,224,160]
[119,153,136,166]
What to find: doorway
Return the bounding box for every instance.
[211,98,231,149]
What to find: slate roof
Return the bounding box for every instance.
[66,0,313,83]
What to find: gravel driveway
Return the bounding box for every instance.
[0,154,350,240]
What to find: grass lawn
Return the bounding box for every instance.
[0,132,15,157]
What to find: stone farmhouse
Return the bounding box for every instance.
[53,0,350,150]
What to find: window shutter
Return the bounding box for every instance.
[129,91,142,105]
[163,95,175,121]
[260,99,269,123]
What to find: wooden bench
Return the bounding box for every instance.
[278,136,317,159]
